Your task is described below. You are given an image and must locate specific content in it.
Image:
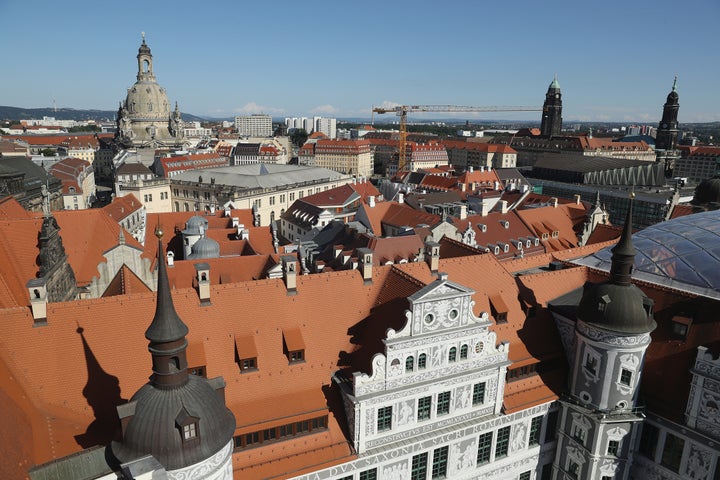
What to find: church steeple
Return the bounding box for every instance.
[541,75,563,137]
[145,226,190,389]
[136,32,155,82]
[656,76,680,176]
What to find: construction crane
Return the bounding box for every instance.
[371,105,542,173]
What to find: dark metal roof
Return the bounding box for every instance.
[533,153,652,173]
[112,375,235,471]
[145,240,189,343]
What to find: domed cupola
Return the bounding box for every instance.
[577,196,657,334]
[112,227,235,477]
[691,175,720,206]
[183,215,209,236]
[187,236,220,260]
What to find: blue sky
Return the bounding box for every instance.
[1,0,718,123]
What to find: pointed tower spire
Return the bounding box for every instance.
[609,193,637,286]
[145,226,189,389]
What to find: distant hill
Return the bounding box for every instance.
[0,106,206,123]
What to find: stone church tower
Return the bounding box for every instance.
[655,77,681,176]
[552,197,657,480]
[541,76,563,138]
[112,228,235,479]
[117,34,185,148]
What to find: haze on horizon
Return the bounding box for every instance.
[1,0,718,124]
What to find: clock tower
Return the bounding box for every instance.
[541,76,563,138]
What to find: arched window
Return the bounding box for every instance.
[405,356,414,372]
[270,211,275,222]
[460,344,469,360]
[418,353,427,369]
[448,347,457,363]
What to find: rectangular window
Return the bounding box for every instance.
[476,432,493,465]
[290,192,295,201]
[295,420,310,434]
[584,352,598,375]
[437,391,451,416]
[572,423,587,445]
[359,468,376,480]
[620,368,633,386]
[431,446,448,479]
[529,416,543,446]
[241,357,257,371]
[418,396,432,421]
[245,431,259,445]
[545,410,558,442]
[540,463,553,480]
[495,426,511,458]
[660,432,685,473]
[607,439,619,456]
[183,423,197,440]
[263,427,276,441]
[377,406,392,432]
[289,350,304,363]
[411,452,428,480]
[519,472,531,480]
[568,461,580,479]
[472,382,486,405]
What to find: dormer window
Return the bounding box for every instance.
[283,328,305,364]
[183,423,197,440]
[671,315,692,340]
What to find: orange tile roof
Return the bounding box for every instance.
[103,194,143,221]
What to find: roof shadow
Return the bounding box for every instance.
[74,326,127,448]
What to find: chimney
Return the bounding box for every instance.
[481,200,491,217]
[357,247,373,284]
[166,251,175,267]
[281,255,297,295]
[551,197,558,208]
[398,192,404,204]
[425,240,440,274]
[459,204,467,220]
[494,181,500,190]
[240,228,250,240]
[194,262,211,305]
[27,278,48,326]
[224,207,231,217]
[501,200,509,214]
[210,204,216,214]
[468,166,473,172]
[368,196,376,208]
[460,183,466,192]
[232,217,240,227]
[574,194,581,204]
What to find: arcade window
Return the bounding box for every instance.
[418,353,427,369]
[359,469,376,480]
[448,347,457,362]
[529,416,543,446]
[406,356,414,372]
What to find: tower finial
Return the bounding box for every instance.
[141,31,145,43]
[672,75,678,92]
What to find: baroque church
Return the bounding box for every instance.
[116,34,185,148]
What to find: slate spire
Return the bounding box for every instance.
[609,194,637,286]
[145,226,189,389]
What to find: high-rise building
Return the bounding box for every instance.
[235,114,273,137]
[540,76,563,138]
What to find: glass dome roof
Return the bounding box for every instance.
[574,209,720,299]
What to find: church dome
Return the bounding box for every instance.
[692,175,720,205]
[187,237,220,259]
[124,82,171,120]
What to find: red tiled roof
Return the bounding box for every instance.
[103,194,143,221]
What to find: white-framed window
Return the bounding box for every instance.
[583,347,600,377]
[183,422,197,440]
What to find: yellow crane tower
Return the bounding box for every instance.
[371,105,542,173]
